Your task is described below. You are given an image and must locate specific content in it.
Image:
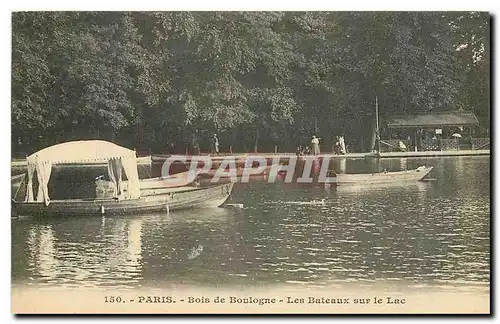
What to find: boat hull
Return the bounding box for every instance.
[333,166,433,185]
[95,171,196,198]
[12,182,234,217]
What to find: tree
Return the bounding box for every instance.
[450,12,490,134]
[11,11,489,155]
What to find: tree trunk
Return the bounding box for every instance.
[192,130,200,155]
[254,127,260,153]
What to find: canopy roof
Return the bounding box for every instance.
[387,112,479,129]
[26,140,137,165]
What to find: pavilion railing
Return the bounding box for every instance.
[381,138,489,151]
[420,139,441,151]
[380,137,489,152]
[471,138,490,150]
[380,139,410,152]
[440,139,460,151]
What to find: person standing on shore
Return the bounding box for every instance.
[338,135,346,154]
[334,136,340,154]
[311,135,320,155]
[212,134,220,155]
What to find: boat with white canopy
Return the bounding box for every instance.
[12,140,234,216]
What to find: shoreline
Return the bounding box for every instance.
[151,149,490,161]
[11,149,490,168]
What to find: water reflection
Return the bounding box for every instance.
[127,219,143,266]
[400,158,408,171]
[339,159,346,174]
[27,225,59,282]
[13,208,246,289]
[18,216,148,288]
[12,157,490,291]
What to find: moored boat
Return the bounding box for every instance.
[332,166,434,185]
[11,140,234,217]
[196,165,272,184]
[13,182,234,216]
[95,170,198,197]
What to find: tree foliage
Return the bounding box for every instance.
[11,11,490,154]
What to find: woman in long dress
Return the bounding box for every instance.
[311,135,320,155]
[212,134,220,155]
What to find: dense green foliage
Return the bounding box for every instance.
[12,11,490,155]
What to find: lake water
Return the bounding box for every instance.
[11,156,490,294]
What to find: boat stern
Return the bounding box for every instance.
[416,166,434,180]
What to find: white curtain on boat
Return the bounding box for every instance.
[25,158,52,205]
[25,162,36,202]
[121,156,140,199]
[36,160,52,206]
[24,140,140,201]
[107,158,123,199]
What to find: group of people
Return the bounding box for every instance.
[296,135,320,155]
[212,133,347,156]
[296,135,347,156]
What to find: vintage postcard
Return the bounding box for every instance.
[10,10,490,314]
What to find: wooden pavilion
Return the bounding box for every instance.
[381,111,487,152]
